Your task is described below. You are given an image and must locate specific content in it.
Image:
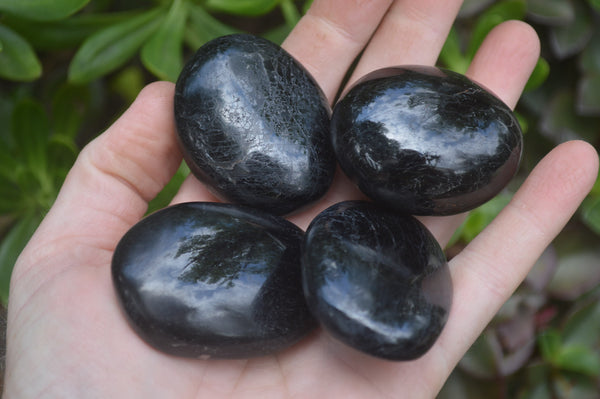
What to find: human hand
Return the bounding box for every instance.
[4,0,598,398]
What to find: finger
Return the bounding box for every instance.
[437,140,599,383]
[282,0,393,102]
[466,20,540,109]
[15,82,182,276]
[63,82,181,226]
[348,0,463,85]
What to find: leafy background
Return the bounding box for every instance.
[0,0,599,396]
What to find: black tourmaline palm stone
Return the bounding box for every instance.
[174,34,335,216]
[302,201,452,360]
[331,66,523,216]
[112,202,317,359]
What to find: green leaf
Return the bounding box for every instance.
[520,363,553,399]
[47,134,78,175]
[588,0,600,11]
[302,0,313,14]
[552,373,600,399]
[438,369,501,399]
[110,66,146,105]
[548,0,593,60]
[0,0,90,21]
[0,175,24,214]
[451,193,512,244]
[141,0,188,82]
[527,0,575,26]
[12,167,55,213]
[51,83,91,139]
[205,0,280,16]
[146,162,189,214]
[185,4,238,49]
[576,74,600,116]
[538,329,562,362]
[466,0,526,59]
[562,301,600,349]
[11,99,50,175]
[0,213,43,305]
[580,29,600,74]
[581,192,600,235]
[280,0,300,28]
[0,144,19,181]
[0,93,17,146]
[547,249,600,300]
[458,332,500,379]
[3,10,141,51]
[0,24,42,81]
[590,173,600,196]
[523,57,550,92]
[539,89,599,143]
[555,346,600,376]
[261,24,292,45]
[515,110,528,133]
[68,8,164,84]
[439,26,469,74]
[518,382,552,399]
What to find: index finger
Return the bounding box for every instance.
[282,0,393,102]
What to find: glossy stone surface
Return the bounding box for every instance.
[174,34,335,216]
[112,202,316,359]
[331,66,523,216]
[302,201,452,360]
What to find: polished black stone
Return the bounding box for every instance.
[331,66,523,216]
[302,201,452,360]
[174,34,335,216]
[112,202,317,359]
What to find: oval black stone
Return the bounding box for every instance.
[111,202,317,359]
[331,66,523,216]
[302,200,452,360]
[174,34,335,216]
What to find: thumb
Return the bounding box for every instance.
[13,82,182,289]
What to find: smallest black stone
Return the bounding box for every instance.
[302,200,452,360]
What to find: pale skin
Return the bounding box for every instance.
[3,0,599,397]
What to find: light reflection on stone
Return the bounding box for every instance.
[332,65,522,215]
[112,202,316,359]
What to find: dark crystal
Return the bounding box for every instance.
[331,65,523,216]
[174,34,335,216]
[302,200,452,360]
[111,202,317,359]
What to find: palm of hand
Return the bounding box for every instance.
[5,1,598,398]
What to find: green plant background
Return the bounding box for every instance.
[0,0,599,396]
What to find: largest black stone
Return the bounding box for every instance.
[112,202,316,359]
[174,34,335,216]
[331,66,523,216]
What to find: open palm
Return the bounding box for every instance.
[4,0,598,398]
